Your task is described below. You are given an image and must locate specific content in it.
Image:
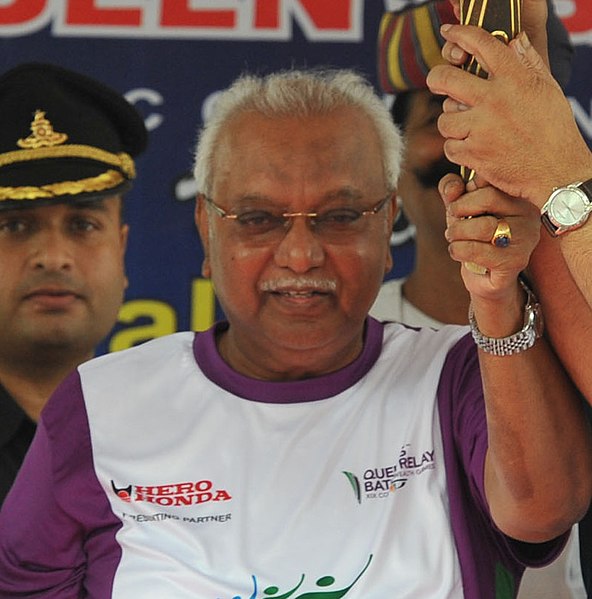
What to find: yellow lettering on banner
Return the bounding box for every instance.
[109,300,177,352]
[191,278,215,332]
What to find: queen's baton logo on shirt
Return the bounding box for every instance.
[110,479,232,507]
[343,443,435,503]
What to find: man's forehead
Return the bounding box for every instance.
[0,195,120,215]
[410,91,444,114]
[229,187,368,205]
[214,111,383,178]
[402,91,445,131]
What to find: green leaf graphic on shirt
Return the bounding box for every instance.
[271,554,372,598]
[495,562,515,599]
[342,471,361,504]
[228,554,373,599]
[263,574,304,597]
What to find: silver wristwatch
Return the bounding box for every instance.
[468,279,543,356]
[541,178,592,236]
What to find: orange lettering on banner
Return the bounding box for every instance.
[161,0,235,28]
[67,0,141,26]
[561,0,592,36]
[0,0,45,25]
[254,0,352,29]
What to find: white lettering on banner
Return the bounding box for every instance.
[554,0,592,44]
[125,88,164,132]
[0,0,363,41]
[569,97,592,143]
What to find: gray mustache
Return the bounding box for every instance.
[260,278,337,293]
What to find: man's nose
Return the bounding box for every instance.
[273,215,325,273]
[30,229,74,271]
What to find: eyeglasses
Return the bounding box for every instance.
[203,194,391,244]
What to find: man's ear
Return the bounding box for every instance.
[387,192,398,225]
[119,223,130,252]
[384,192,397,275]
[195,194,212,279]
[120,223,130,289]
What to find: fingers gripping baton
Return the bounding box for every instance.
[460,0,522,182]
[459,0,522,275]
[460,0,522,77]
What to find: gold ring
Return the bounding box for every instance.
[491,219,512,248]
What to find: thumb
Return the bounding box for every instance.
[439,173,466,207]
[510,32,551,76]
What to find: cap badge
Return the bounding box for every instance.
[17,110,68,150]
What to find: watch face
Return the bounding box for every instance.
[549,188,590,226]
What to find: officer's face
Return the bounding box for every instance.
[0,197,128,362]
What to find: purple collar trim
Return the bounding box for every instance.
[193,317,384,403]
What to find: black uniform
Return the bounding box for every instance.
[0,386,35,507]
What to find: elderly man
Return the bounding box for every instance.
[0,68,589,599]
[0,62,147,506]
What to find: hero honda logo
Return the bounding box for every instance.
[111,479,232,507]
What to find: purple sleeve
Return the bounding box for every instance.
[438,333,568,598]
[0,370,121,597]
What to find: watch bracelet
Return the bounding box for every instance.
[468,279,542,356]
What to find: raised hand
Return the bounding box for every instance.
[427,25,591,207]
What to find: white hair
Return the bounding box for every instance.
[193,68,403,197]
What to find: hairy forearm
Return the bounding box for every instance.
[529,232,592,401]
[558,228,592,311]
[481,340,592,542]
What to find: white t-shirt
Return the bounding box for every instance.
[370,277,443,328]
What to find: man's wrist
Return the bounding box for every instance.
[469,279,544,356]
[468,284,525,339]
[535,153,592,210]
[541,177,592,237]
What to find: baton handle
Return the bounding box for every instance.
[458,0,522,275]
[459,0,522,182]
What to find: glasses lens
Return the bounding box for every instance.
[235,210,286,236]
[313,208,364,239]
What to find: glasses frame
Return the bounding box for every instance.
[203,194,392,228]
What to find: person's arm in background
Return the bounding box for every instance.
[436,172,592,542]
[529,233,592,400]
[426,4,592,402]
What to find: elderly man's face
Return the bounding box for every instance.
[196,107,395,379]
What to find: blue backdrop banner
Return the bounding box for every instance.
[1,0,590,354]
